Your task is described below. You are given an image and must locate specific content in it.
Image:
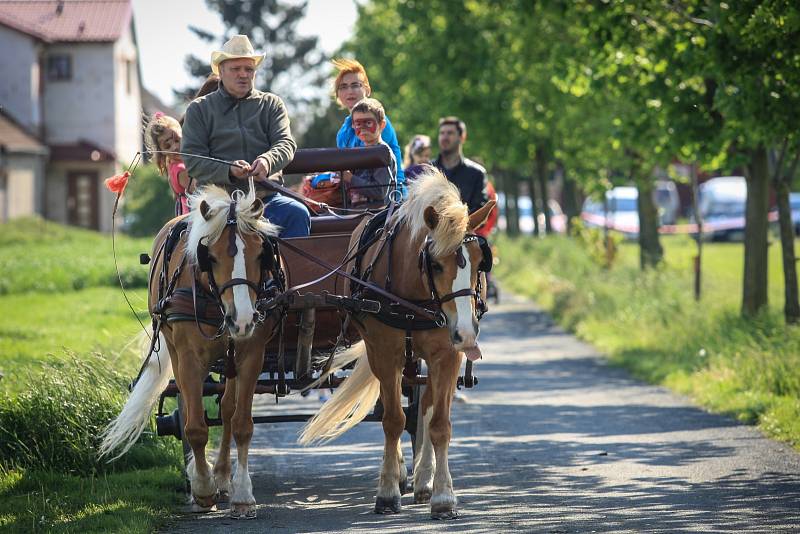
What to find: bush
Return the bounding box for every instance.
[121,164,177,237]
[0,352,178,475]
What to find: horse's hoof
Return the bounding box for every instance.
[431,507,459,520]
[216,490,230,504]
[414,489,432,504]
[190,494,216,513]
[230,503,257,520]
[399,478,410,495]
[374,495,401,514]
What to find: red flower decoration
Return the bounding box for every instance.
[104,171,130,195]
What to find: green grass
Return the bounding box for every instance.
[0,218,182,533]
[0,467,184,533]
[0,288,149,393]
[0,217,151,295]
[495,233,800,447]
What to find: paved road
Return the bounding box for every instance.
[164,292,800,533]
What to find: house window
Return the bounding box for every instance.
[47,55,72,81]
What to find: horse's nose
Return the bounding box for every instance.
[452,330,463,344]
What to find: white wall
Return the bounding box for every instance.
[2,154,45,220]
[0,25,41,132]
[43,42,116,153]
[113,23,143,168]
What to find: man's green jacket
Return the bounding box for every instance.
[181,84,297,192]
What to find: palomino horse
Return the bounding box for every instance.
[100,183,281,519]
[300,169,495,519]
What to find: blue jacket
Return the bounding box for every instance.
[337,115,406,186]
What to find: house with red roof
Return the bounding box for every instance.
[0,0,142,231]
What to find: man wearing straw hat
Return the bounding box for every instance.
[182,35,310,237]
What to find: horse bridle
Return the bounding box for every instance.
[419,234,492,321]
[195,200,284,309]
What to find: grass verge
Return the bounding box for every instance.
[0,219,183,532]
[495,233,800,448]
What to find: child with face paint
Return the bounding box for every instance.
[342,97,397,203]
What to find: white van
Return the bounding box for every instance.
[696,176,746,241]
[581,182,681,238]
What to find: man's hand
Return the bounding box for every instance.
[249,157,270,181]
[229,160,251,180]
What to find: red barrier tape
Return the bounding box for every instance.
[580,211,779,235]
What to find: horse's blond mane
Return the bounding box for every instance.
[185,181,278,264]
[397,168,468,257]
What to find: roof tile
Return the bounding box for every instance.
[0,0,131,42]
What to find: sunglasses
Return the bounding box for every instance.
[337,82,365,92]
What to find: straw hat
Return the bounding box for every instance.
[211,35,265,75]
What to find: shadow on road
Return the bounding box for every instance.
[163,294,800,533]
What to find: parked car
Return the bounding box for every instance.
[790,192,800,236]
[695,176,747,242]
[497,194,566,234]
[580,182,681,239]
[581,186,640,239]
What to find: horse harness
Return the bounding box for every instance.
[349,207,493,331]
[139,200,285,382]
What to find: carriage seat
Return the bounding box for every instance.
[309,213,369,236]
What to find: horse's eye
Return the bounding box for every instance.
[431,262,443,273]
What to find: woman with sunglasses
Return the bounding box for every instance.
[331,58,405,193]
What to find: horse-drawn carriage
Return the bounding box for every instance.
[101,146,494,521]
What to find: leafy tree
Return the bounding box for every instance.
[175,0,323,112]
[348,0,800,317]
[121,165,175,237]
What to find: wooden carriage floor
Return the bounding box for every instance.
[162,289,800,533]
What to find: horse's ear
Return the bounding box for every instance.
[468,199,496,232]
[423,205,440,230]
[200,200,212,220]
[250,198,264,217]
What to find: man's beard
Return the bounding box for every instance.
[440,144,459,157]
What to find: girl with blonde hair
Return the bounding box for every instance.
[144,112,194,216]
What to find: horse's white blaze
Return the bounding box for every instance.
[453,245,476,348]
[231,235,255,336]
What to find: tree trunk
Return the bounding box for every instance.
[497,170,517,236]
[535,147,552,234]
[773,151,800,323]
[742,145,770,316]
[561,165,580,236]
[636,178,663,269]
[506,172,521,237]
[526,171,541,236]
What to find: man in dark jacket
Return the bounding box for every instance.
[432,116,489,214]
[182,35,310,237]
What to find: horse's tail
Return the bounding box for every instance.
[99,329,173,460]
[298,341,379,445]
